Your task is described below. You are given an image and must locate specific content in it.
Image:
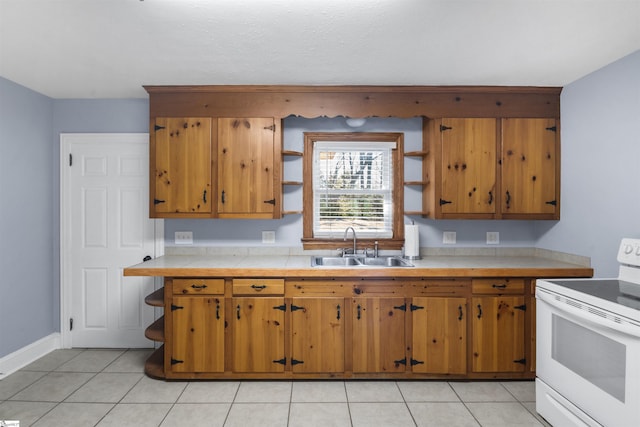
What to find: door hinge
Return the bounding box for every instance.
[394,304,407,311]
[440,125,452,132]
[291,359,304,366]
[154,124,166,131]
[439,198,452,206]
[170,358,184,365]
[514,358,527,365]
[394,358,407,366]
[545,126,557,132]
[69,153,73,166]
[264,124,276,132]
[273,357,287,365]
[411,358,425,366]
[410,304,424,311]
[273,304,287,311]
[290,304,305,312]
[514,304,527,311]
[171,304,184,311]
[545,200,557,206]
[70,318,73,331]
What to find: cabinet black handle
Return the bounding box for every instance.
[203,189,207,204]
[221,190,226,204]
[191,284,208,289]
[236,304,241,320]
[337,304,341,320]
[492,284,507,289]
[458,305,463,321]
[477,304,482,319]
[216,302,220,320]
[488,191,493,205]
[505,191,511,207]
[357,304,361,320]
[251,284,267,290]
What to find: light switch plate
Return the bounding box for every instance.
[174,231,193,245]
[443,231,456,244]
[262,231,276,244]
[486,231,500,245]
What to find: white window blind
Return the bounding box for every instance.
[313,141,395,238]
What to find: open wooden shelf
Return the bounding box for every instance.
[145,316,165,342]
[404,211,429,216]
[144,288,164,307]
[282,181,303,186]
[282,150,303,156]
[404,150,429,157]
[144,346,166,380]
[404,181,429,186]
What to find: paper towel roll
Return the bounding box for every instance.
[404,224,420,258]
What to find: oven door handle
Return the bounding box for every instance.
[537,289,640,338]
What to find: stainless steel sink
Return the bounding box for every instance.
[311,256,363,266]
[311,256,413,267]
[360,256,414,267]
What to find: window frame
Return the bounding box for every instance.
[301,132,405,251]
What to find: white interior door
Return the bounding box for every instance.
[61,133,161,348]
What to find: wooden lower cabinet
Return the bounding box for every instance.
[290,298,345,373]
[169,296,224,373]
[411,297,467,374]
[232,297,286,373]
[145,276,550,380]
[351,297,406,373]
[472,296,526,373]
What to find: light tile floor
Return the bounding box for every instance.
[0,349,552,427]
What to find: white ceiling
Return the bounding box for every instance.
[1,0,638,99]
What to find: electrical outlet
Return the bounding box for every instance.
[174,231,193,245]
[262,230,276,244]
[486,231,500,245]
[443,231,456,244]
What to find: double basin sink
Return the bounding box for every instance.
[311,255,414,268]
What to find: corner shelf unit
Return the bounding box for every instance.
[143,287,166,379]
[403,150,429,216]
[282,150,304,215]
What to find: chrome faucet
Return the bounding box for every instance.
[343,227,357,256]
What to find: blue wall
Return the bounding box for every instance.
[165,116,539,249]
[536,50,640,277]
[0,78,54,357]
[1,49,638,357]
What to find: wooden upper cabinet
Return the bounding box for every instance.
[439,118,497,216]
[151,117,213,217]
[424,117,559,219]
[217,118,279,219]
[501,118,559,218]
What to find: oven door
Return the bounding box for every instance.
[536,287,640,427]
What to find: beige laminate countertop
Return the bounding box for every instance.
[123,254,593,278]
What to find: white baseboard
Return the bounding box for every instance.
[0,333,61,380]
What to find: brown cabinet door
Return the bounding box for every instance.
[411,297,466,374]
[171,296,224,373]
[291,298,345,373]
[217,118,275,217]
[440,118,497,215]
[351,297,406,373]
[152,117,212,216]
[501,118,558,216]
[472,296,526,372]
[232,297,285,372]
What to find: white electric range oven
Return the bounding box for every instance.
[536,238,640,427]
